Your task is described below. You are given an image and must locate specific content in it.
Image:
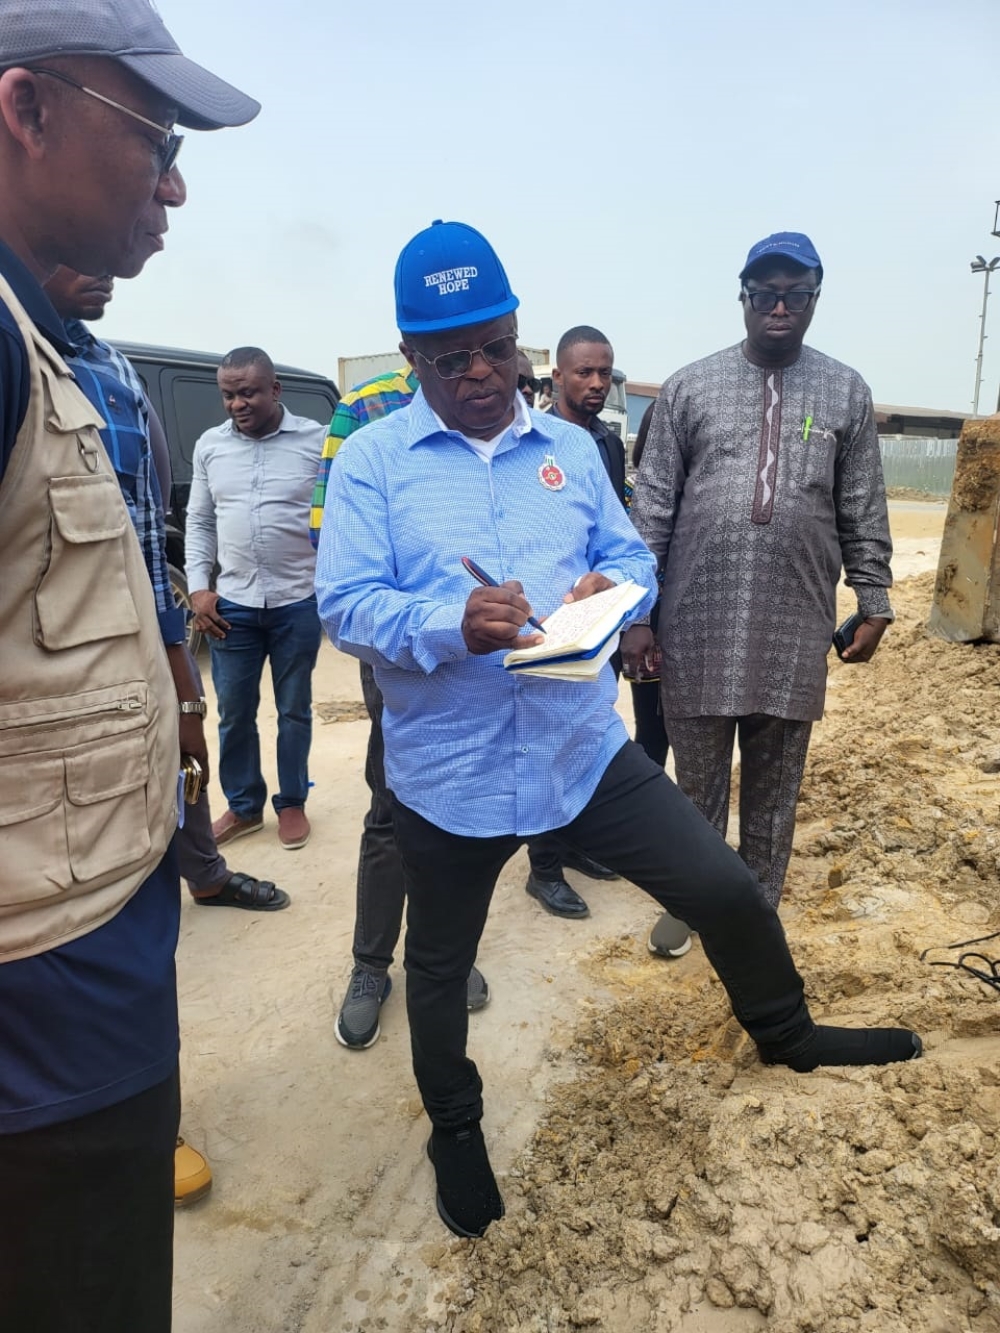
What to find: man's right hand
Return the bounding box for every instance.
[461,582,544,655]
[621,624,657,680]
[190,590,231,641]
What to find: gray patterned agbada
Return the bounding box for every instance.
[632,342,892,722]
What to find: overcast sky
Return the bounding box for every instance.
[99,0,1000,411]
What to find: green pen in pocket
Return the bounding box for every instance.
[802,415,813,441]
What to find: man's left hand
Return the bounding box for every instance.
[563,572,616,603]
[841,616,890,663]
[179,713,210,785]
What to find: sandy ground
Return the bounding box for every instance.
[174,501,1000,1332]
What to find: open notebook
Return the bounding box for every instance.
[503,580,647,681]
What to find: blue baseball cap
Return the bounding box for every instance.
[739,232,823,280]
[394,220,520,335]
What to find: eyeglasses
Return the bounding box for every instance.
[27,67,183,175]
[742,287,820,314]
[518,374,540,392]
[413,333,519,380]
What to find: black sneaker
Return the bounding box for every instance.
[335,965,392,1049]
[466,965,491,1012]
[427,1123,505,1238]
[646,912,693,958]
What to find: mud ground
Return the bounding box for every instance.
[175,501,1000,1333]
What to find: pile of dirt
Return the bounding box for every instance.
[800,571,1000,915]
[436,572,1000,1333]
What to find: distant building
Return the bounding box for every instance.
[873,405,966,439]
[625,381,968,441]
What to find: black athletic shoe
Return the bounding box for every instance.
[760,1026,923,1072]
[427,1123,505,1238]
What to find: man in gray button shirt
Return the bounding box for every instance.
[186,346,326,851]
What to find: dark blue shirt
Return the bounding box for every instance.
[0,241,179,1133]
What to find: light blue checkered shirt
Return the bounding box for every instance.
[315,388,657,838]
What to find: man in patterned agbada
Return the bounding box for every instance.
[626,231,893,933]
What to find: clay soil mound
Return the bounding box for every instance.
[441,572,1000,1333]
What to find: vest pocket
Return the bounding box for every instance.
[35,474,141,650]
[65,731,152,881]
[0,756,68,905]
[0,686,156,906]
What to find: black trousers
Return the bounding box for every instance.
[630,678,669,767]
[352,663,586,969]
[352,662,408,970]
[0,1068,180,1333]
[392,741,814,1129]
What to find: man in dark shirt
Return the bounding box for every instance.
[0,3,258,1328]
[524,325,640,920]
[552,324,627,502]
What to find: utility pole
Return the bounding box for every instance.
[970,255,1000,416]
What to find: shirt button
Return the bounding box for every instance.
[521,746,529,754]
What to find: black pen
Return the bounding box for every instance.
[461,556,547,634]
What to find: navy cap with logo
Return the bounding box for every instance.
[0,0,260,130]
[395,220,520,335]
[739,231,823,281]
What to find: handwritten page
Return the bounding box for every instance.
[504,580,646,667]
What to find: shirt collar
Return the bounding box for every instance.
[551,400,612,440]
[0,241,75,356]
[405,385,557,449]
[224,403,295,441]
[63,318,95,355]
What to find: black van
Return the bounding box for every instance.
[112,341,340,650]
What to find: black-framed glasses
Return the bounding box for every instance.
[742,287,820,314]
[518,374,540,393]
[414,333,519,380]
[27,67,183,175]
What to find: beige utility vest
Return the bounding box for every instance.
[0,271,178,963]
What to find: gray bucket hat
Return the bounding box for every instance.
[0,0,260,130]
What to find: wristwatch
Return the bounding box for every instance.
[178,698,208,716]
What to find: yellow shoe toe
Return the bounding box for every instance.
[175,1136,213,1207]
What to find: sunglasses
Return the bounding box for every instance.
[414,333,519,380]
[742,288,820,314]
[27,67,183,175]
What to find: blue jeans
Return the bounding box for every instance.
[209,596,322,819]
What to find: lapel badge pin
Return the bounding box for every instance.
[539,454,565,491]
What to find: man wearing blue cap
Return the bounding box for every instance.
[0,1,257,1327]
[316,221,917,1241]
[626,232,893,945]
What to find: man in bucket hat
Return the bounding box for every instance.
[0,3,256,1327]
[316,220,920,1241]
